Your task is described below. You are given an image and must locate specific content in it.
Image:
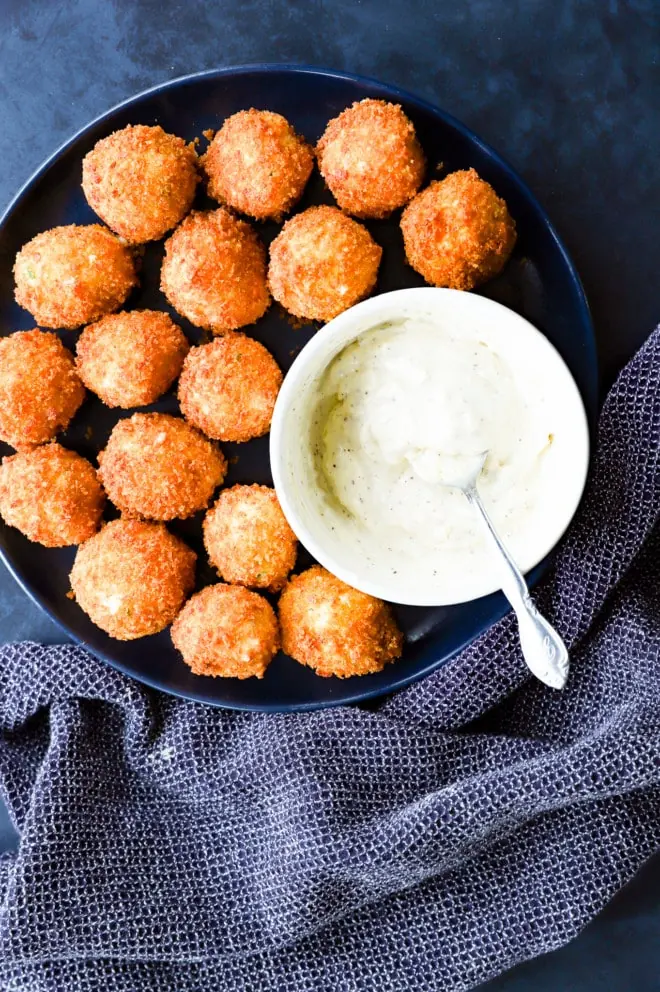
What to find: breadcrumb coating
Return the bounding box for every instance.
[317,98,425,218]
[82,124,199,243]
[76,309,189,408]
[0,443,105,547]
[70,518,196,640]
[171,583,280,678]
[268,205,382,321]
[178,334,282,442]
[203,485,297,592]
[98,412,226,520]
[400,168,517,290]
[14,224,137,328]
[160,209,270,332]
[203,109,313,221]
[279,565,403,678]
[0,330,85,448]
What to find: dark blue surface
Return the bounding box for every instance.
[0,66,597,712]
[0,1,658,987]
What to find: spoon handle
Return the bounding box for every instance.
[465,487,569,689]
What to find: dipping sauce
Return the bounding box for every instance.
[307,317,568,602]
[271,289,590,607]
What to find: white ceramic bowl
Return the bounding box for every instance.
[270,288,590,606]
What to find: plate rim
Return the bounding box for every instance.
[0,63,598,711]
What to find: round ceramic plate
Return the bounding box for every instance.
[0,65,597,711]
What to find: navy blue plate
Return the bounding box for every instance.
[0,65,597,711]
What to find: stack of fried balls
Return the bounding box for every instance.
[0,100,516,680]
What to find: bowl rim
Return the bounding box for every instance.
[270,287,591,607]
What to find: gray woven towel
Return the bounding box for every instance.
[1,329,660,992]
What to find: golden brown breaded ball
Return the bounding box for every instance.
[0,443,105,547]
[160,209,270,333]
[98,412,226,520]
[14,224,137,329]
[0,330,85,448]
[316,99,425,219]
[268,205,382,322]
[82,124,199,243]
[203,485,297,592]
[75,310,189,409]
[178,334,282,442]
[70,518,196,640]
[171,583,280,678]
[400,168,517,290]
[279,565,403,678]
[202,109,314,221]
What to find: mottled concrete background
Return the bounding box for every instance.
[0,1,658,987]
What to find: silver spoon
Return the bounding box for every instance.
[446,453,569,689]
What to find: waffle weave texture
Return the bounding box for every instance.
[1,329,659,991]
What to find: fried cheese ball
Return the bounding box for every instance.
[203,109,314,221]
[70,518,196,640]
[98,412,226,520]
[160,209,270,332]
[14,224,137,329]
[0,330,85,448]
[400,168,517,290]
[75,310,190,408]
[268,205,382,321]
[178,334,282,442]
[0,443,105,547]
[316,99,425,218]
[279,565,403,678]
[171,583,280,679]
[203,485,297,592]
[82,124,199,243]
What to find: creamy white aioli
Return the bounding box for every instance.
[309,318,557,595]
[271,289,590,607]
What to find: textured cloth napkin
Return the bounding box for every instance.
[1,329,660,992]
